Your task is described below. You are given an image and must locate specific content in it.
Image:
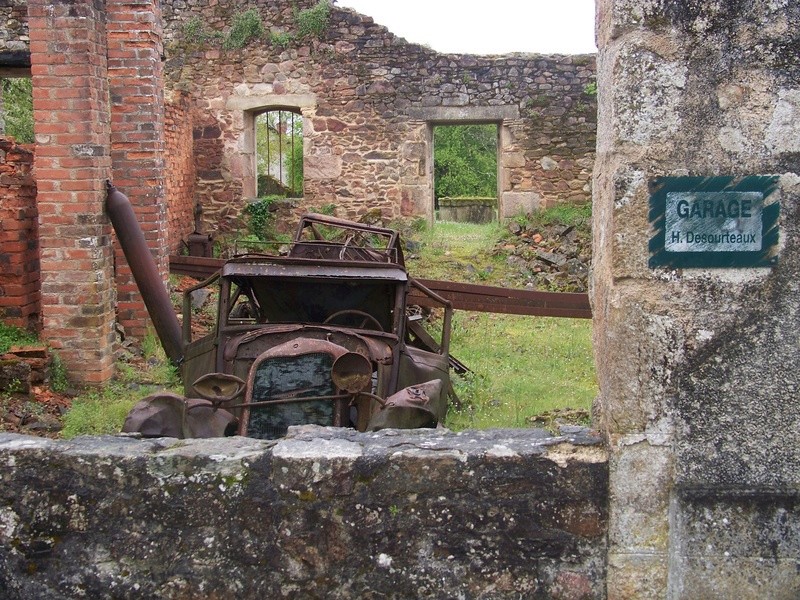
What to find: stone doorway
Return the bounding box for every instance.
[432,123,499,224]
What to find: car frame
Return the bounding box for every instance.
[121,212,453,439]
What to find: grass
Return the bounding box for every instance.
[445,313,595,430]
[407,216,597,431]
[407,220,519,286]
[61,330,180,438]
[0,322,38,354]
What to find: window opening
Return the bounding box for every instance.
[255,109,303,198]
[0,77,33,143]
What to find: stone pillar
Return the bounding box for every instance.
[594,1,800,598]
[28,0,115,383]
[106,0,168,342]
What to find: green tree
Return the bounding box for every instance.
[433,124,497,200]
[1,78,34,143]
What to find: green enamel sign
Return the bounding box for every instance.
[649,176,780,269]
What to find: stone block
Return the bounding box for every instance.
[0,427,608,598]
[304,155,342,180]
[607,553,668,600]
[608,435,673,553]
[501,191,541,218]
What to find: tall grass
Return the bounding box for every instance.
[61,329,180,438]
[408,218,597,430]
[445,313,595,430]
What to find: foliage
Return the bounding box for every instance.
[62,352,180,438]
[0,322,37,354]
[405,212,596,430]
[296,0,331,39]
[309,203,337,216]
[512,202,592,232]
[244,195,283,241]
[182,16,223,46]
[444,312,596,430]
[61,381,158,438]
[270,31,294,48]
[407,221,517,286]
[583,81,597,97]
[223,8,265,50]
[1,78,34,143]
[433,125,497,201]
[49,353,69,393]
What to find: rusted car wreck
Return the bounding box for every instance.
[107,184,453,439]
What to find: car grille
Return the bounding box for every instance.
[247,352,336,439]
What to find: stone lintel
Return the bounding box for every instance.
[226,94,317,112]
[407,105,519,123]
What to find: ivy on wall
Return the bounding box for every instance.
[178,0,331,52]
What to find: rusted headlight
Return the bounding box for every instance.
[192,373,246,403]
[331,352,372,393]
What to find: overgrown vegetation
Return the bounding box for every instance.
[243,195,282,241]
[296,0,331,39]
[180,1,331,51]
[61,330,180,438]
[404,211,597,431]
[1,78,34,143]
[223,8,266,50]
[446,313,595,430]
[0,322,37,354]
[182,15,223,47]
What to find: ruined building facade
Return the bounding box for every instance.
[0,0,595,380]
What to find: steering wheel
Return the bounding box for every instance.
[323,309,385,332]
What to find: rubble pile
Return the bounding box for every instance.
[497,219,592,293]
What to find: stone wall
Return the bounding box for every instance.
[593,0,800,597]
[0,0,28,63]
[160,0,596,231]
[0,138,38,331]
[0,427,608,599]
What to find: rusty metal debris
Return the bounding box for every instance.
[108,184,454,439]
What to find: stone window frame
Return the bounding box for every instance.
[227,94,316,199]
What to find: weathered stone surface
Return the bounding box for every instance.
[669,488,800,598]
[0,426,608,599]
[594,0,800,597]
[153,0,596,228]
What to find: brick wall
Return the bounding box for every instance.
[164,90,196,252]
[28,0,116,383]
[107,0,168,341]
[0,138,39,332]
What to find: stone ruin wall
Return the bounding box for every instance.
[160,0,596,233]
[164,90,197,252]
[0,0,27,58]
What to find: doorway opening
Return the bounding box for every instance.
[432,123,498,223]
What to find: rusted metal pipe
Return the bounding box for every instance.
[106,181,185,365]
